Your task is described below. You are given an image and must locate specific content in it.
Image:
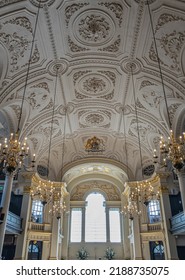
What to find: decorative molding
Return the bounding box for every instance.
[43,4,58,59]
[155,13,185,32]
[78,14,111,45]
[0,0,23,7]
[71,182,120,201]
[134,0,157,3]
[98,2,123,27]
[98,35,121,52]
[121,58,142,74]
[68,36,90,52]
[29,0,55,7]
[168,103,182,124]
[4,16,33,33]
[48,59,69,76]
[65,3,90,27]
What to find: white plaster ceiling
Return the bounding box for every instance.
[0,0,185,181]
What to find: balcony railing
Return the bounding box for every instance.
[28,222,52,232]
[6,211,22,234]
[141,222,162,233]
[170,212,185,235]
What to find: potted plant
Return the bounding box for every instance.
[105,247,115,260]
[77,247,89,260]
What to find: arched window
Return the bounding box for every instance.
[31,200,43,223]
[148,200,161,223]
[150,241,165,260]
[85,192,106,242]
[28,241,42,260]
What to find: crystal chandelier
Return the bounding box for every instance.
[0,1,41,173]
[0,133,35,173]
[146,2,185,170]
[49,192,66,219]
[30,180,55,206]
[85,136,105,153]
[154,131,185,170]
[122,195,141,221]
[136,181,160,206]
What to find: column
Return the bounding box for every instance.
[81,205,86,242]
[49,217,59,260]
[158,172,178,260]
[42,241,50,260]
[106,206,110,242]
[132,216,143,259]
[142,241,151,260]
[121,193,131,259]
[121,214,131,259]
[61,194,70,259]
[0,171,14,258]
[176,167,185,212]
[14,187,32,259]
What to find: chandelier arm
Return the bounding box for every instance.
[17,1,41,133]
[146,0,171,129]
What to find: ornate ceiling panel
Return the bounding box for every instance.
[0,0,185,181]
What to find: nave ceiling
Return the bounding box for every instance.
[0,0,185,182]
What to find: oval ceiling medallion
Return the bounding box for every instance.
[78,73,112,97]
[72,10,115,47]
[121,58,142,74]
[80,111,110,127]
[48,59,69,76]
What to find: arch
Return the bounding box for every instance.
[0,43,8,88]
[173,104,185,137]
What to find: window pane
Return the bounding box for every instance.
[31,200,43,223]
[109,208,121,242]
[148,200,161,223]
[70,208,82,242]
[85,193,106,242]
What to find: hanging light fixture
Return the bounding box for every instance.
[49,106,67,220]
[136,181,160,207]
[30,66,59,205]
[131,63,160,206]
[49,193,66,220]
[146,1,185,170]
[122,199,141,220]
[0,1,42,173]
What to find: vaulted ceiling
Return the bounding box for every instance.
[0,0,185,182]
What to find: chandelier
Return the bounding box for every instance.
[85,136,105,153]
[146,2,185,170]
[136,181,160,206]
[0,1,42,173]
[49,192,66,220]
[30,66,59,205]
[0,133,35,173]
[154,131,185,170]
[30,180,55,206]
[122,193,141,221]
